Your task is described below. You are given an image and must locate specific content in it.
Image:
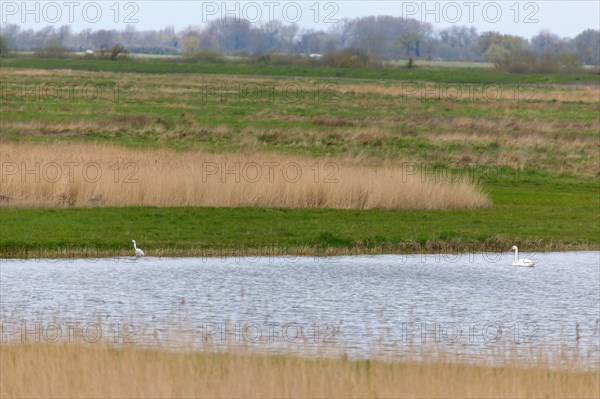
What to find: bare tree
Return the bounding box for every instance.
[530,30,566,56]
[572,29,600,65]
[208,19,252,54]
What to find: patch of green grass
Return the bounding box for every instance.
[1,178,597,257]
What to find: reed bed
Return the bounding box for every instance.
[0,143,489,209]
[1,341,598,398]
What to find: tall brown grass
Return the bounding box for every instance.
[1,342,598,398]
[0,143,489,209]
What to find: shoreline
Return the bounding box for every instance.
[2,242,598,260]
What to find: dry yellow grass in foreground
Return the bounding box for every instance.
[1,343,598,399]
[0,142,489,209]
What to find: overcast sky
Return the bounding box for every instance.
[2,1,599,38]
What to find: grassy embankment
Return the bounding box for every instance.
[1,343,599,398]
[0,60,598,256]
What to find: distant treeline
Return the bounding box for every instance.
[1,16,598,71]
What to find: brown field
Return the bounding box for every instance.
[0,142,489,209]
[1,342,598,399]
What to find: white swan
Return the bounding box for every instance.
[132,240,144,257]
[510,245,536,267]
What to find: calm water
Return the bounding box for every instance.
[1,252,599,361]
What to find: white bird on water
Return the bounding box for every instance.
[510,245,536,267]
[132,240,144,257]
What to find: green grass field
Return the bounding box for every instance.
[2,56,599,84]
[1,57,599,257]
[2,64,598,176]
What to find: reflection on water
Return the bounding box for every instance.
[1,252,599,363]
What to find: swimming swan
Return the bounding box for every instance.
[132,240,144,257]
[510,245,536,267]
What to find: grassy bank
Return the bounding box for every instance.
[1,176,597,257]
[1,343,598,398]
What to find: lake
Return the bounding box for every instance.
[2,251,599,363]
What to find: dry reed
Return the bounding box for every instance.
[1,342,598,398]
[0,143,489,209]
